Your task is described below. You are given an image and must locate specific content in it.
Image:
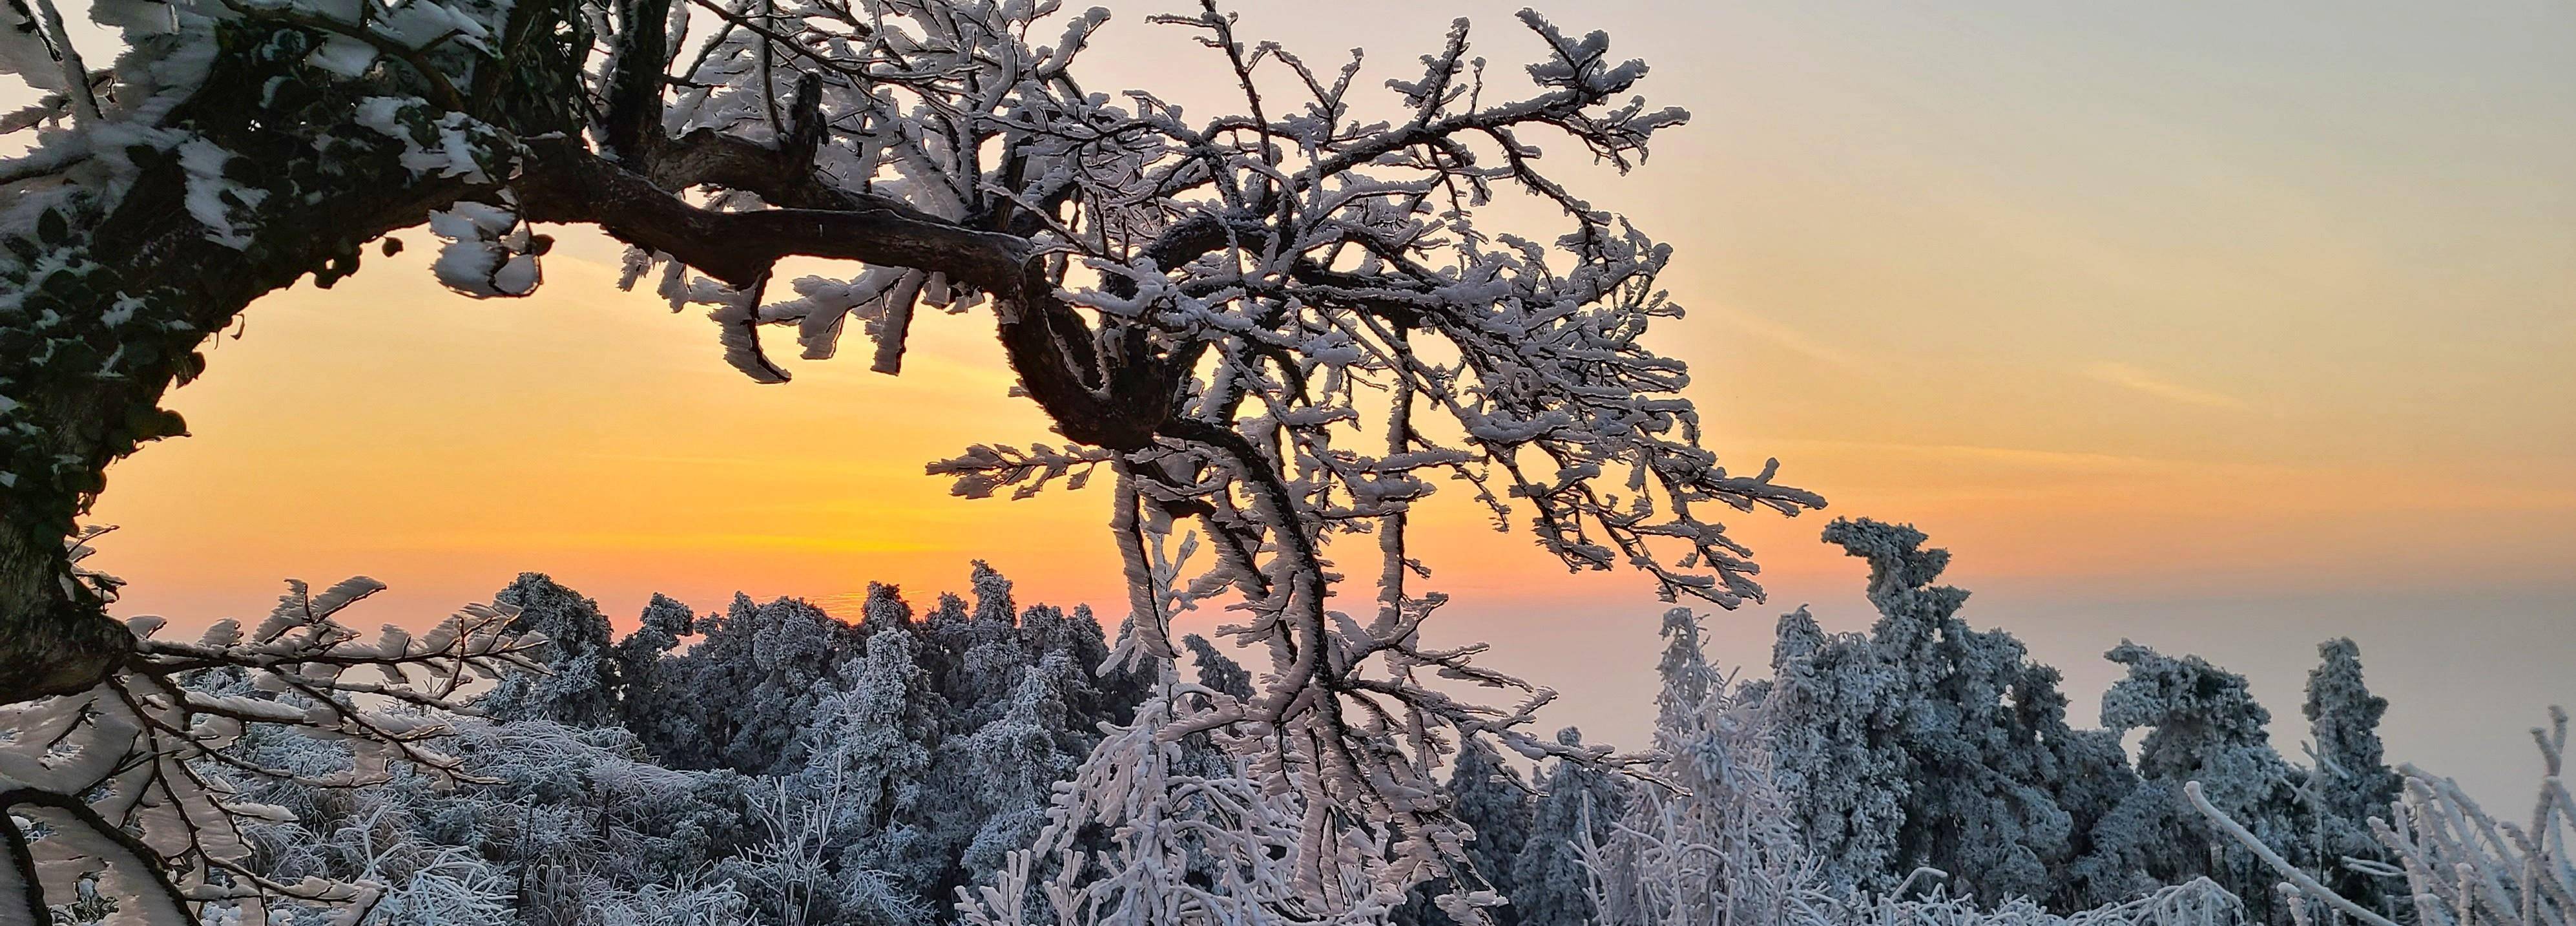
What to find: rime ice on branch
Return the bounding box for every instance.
[2196,708,2576,926]
[0,0,1818,918]
[0,575,543,924]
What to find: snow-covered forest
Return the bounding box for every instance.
[0,0,2564,922]
[17,525,2571,926]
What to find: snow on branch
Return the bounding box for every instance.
[0,576,543,924]
[4,0,1817,917]
[2194,707,2576,926]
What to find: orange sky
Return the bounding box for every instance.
[54,0,2576,799]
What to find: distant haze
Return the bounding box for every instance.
[78,1,2573,803]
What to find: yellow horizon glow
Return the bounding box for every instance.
[54,0,2568,637]
[83,217,2571,634]
[30,0,2568,812]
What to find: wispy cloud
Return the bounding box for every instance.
[2081,361,2252,412]
[1763,437,2292,479]
[1706,306,1867,371]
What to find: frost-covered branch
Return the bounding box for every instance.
[2,0,1816,917]
[2194,708,2576,926]
[0,576,541,923]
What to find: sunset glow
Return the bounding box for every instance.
[69,0,2575,803]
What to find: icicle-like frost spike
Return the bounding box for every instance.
[428,203,540,299]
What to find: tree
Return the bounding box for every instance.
[1835,518,2124,906]
[126,563,1156,925]
[1448,740,1536,922]
[1395,737,1535,926]
[1761,520,2143,909]
[2299,638,2402,911]
[1513,727,1630,926]
[1765,604,1909,898]
[1588,602,2254,926]
[481,572,623,726]
[1,0,1821,914]
[762,625,946,926]
[1584,608,1812,926]
[2079,642,2305,916]
[2196,707,2573,926]
[951,562,1032,728]
[1184,633,1254,703]
[2015,665,2145,911]
[959,653,1375,926]
[947,653,1090,902]
[614,592,704,735]
[960,564,1411,926]
[628,564,1147,920]
[643,592,858,774]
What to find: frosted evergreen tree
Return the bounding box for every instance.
[760,626,946,926]
[156,566,1161,924]
[2197,708,2572,926]
[2301,638,2402,910]
[1585,608,1815,926]
[957,651,1382,926]
[1451,739,1537,919]
[1581,601,2255,926]
[1398,737,1537,926]
[949,652,1089,909]
[729,595,861,774]
[1174,633,1252,789]
[953,562,1030,731]
[616,593,703,739]
[961,543,1413,926]
[863,581,917,631]
[1827,520,2089,903]
[2079,642,2307,916]
[1184,633,1256,702]
[1026,602,1147,744]
[483,572,623,726]
[1513,728,1630,926]
[2014,664,2146,910]
[1765,605,1909,898]
[1760,520,2141,907]
[787,565,1126,909]
[644,593,861,773]
[917,593,977,726]
[791,626,937,835]
[1656,607,1719,731]
[503,565,1146,921]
